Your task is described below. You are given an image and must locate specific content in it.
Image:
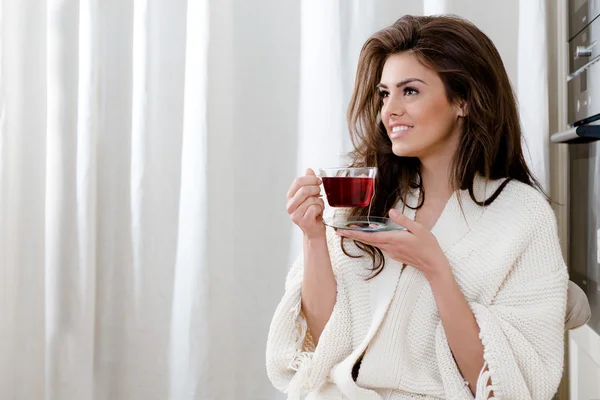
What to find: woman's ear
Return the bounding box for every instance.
[457,101,468,117]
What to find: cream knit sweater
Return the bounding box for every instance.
[266,177,568,400]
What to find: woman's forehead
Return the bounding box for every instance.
[380,54,437,83]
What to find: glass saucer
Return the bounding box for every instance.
[322,215,406,232]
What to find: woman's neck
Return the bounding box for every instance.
[420,162,453,202]
[419,146,456,202]
[419,128,461,202]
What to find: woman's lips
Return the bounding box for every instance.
[389,125,413,139]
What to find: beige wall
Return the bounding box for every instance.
[547,1,570,398]
[548,0,570,258]
[444,0,520,88]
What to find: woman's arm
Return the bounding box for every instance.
[285,168,337,343]
[427,266,485,396]
[301,234,337,343]
[266,230,352,395]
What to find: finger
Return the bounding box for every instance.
[290,176,322,197]
[306,168,316,176]
[304,204,323,221]
[294,197,325,219]
[291,199,323,224]
[388,209,422,233]
[336,230,394,246]
[286,178,301,200]
[286,185,322,214]
[286,173,322,199]
[343,234,387,249]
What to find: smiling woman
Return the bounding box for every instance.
[266,14,569,400]
[343,14,537,275]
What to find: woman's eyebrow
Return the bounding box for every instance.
[376,78,427,89]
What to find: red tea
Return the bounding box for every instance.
[322,177,374,207]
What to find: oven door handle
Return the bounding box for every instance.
[551,125,600,143]
[575,40,598,59]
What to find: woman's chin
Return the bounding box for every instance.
[391,143,416,158]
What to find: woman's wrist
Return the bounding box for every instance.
[423,258,454,286]
[303,228,327,243]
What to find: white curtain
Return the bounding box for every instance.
[518,0,550,192]
[0,1,551,399]
[0,0,302,398]
[423,0,447,15]
[0,0,215,399]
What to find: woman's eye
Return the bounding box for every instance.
[404,87,418,96]
[379,91,389,99]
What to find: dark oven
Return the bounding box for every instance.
[553,0,600,335]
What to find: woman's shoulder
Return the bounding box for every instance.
[486,178,557,232]
[501,178,552,212]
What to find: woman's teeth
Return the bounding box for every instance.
[392,125,411,133]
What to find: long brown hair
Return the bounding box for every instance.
[343,15,545,277]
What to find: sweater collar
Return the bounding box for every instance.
[403,174,505,252]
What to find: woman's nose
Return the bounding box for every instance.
[382,96,404,118]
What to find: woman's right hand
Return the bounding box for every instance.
[286,168,326,239]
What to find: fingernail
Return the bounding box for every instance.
[389,209,399,218]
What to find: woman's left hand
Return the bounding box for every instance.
[336,209,450,280]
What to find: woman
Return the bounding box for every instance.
[266,15,568,400]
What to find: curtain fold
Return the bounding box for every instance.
[296,0,345,177]
[75,5,100,397]
[518,0,550,191]
[0,1,48,399]
[169,0,209,398]
[46,2,92,399]
[92,2,134,398]
[423,0,447,15]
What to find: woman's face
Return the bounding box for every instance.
[378,52,465,159]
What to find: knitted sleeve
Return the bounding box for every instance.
[265,229,353,399]
[436,201,569,400]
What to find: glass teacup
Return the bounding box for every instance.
[319,167,377,208]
